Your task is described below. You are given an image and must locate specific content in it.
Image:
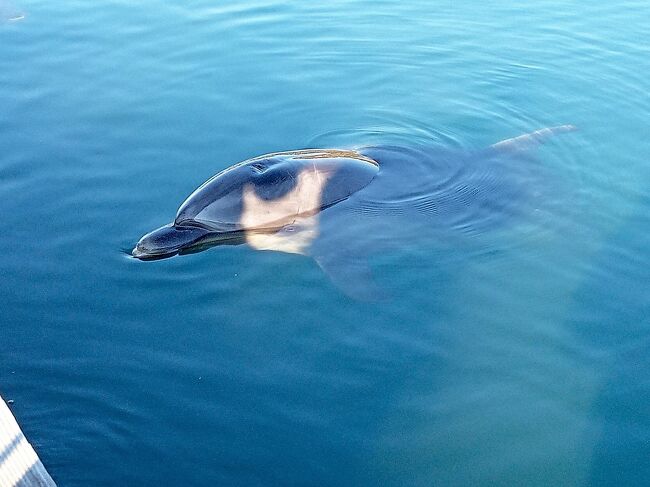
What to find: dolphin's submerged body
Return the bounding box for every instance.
[133,126,575,298]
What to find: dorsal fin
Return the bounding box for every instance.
[490,125,576,152]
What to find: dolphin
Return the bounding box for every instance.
[133,126,575,298]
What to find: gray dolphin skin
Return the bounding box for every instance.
[133,126,575,297]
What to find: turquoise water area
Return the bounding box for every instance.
[1,0,649,485]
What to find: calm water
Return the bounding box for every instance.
[1,0,649,485]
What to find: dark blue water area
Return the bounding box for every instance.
[1,1,649,485]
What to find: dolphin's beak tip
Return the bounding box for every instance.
[131,243,151,260]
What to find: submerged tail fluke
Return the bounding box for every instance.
[490,125,577,152]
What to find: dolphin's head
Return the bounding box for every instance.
[131,160,257,260]
[132,149,378,260]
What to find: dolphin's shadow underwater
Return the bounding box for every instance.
[133,126,576,299]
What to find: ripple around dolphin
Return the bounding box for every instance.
[307,112,466,152]
[309,125,587,273]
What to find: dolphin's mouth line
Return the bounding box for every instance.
[131,242,182,259]
[131,248,179,260]
[187,229,247,247]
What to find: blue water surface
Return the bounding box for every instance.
[1,1,649,485]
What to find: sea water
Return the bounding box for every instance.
[1,1,648,485]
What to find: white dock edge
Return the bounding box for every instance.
[0,395,56,487]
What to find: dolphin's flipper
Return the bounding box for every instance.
[315,255,386,301]
[490,125,576,153]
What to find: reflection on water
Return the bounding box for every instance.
[0,0,23,22]
[0,0,649,485]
